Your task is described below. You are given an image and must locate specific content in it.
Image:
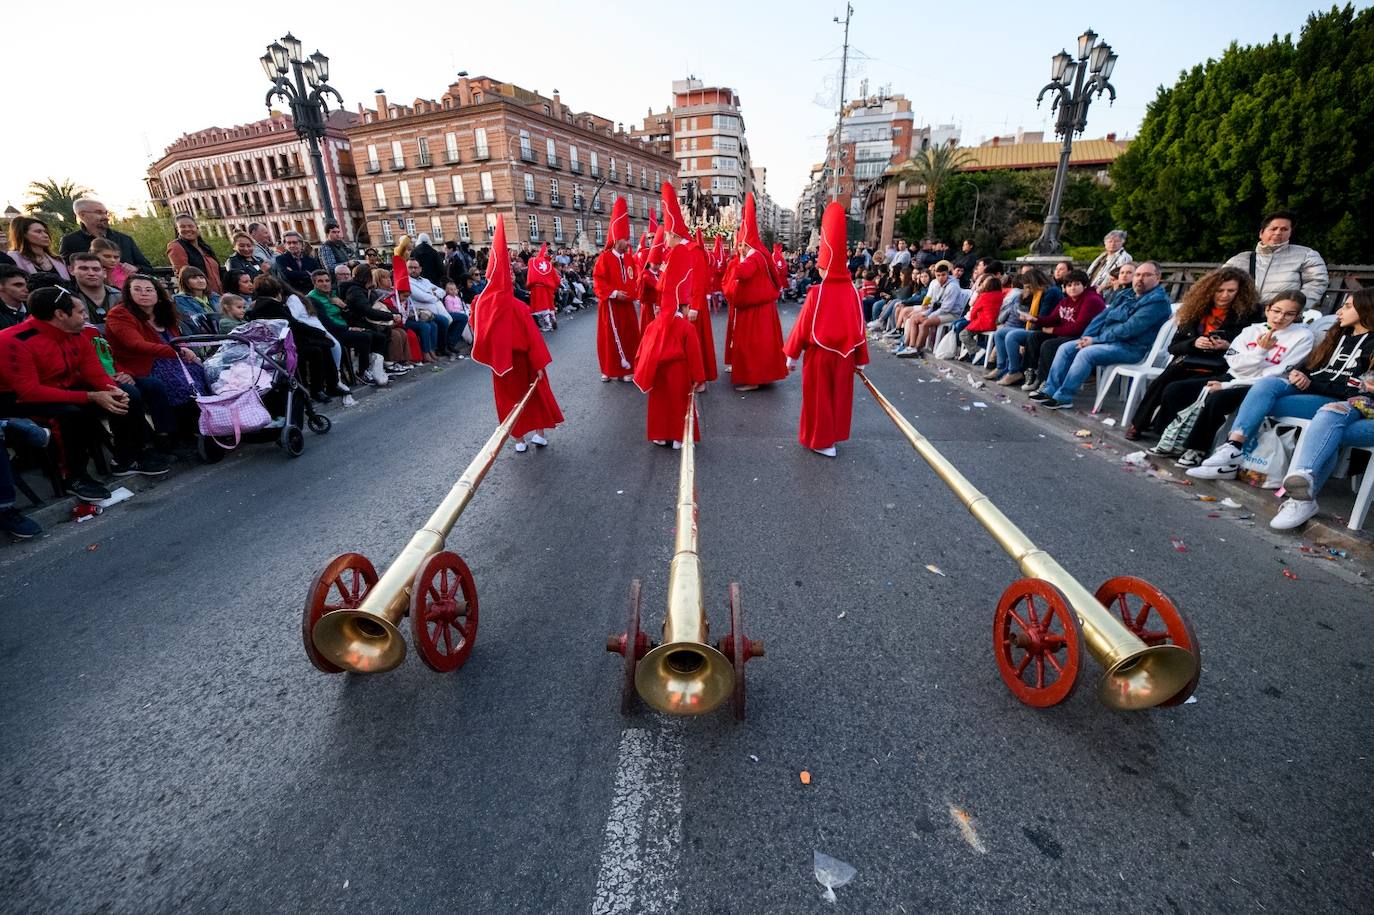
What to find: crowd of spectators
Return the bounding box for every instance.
[843,211,1369,533]
[0,198,608,540]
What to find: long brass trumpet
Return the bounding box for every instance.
[607,393,763,719]
[858,370,1200,710]
[303,374,544,675]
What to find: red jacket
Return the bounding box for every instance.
[964,290,1004,334]
[1039,288,1106,338]
[104,305,180,377]
[0,317,117,404]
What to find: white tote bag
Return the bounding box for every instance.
[1240,421,1296,488]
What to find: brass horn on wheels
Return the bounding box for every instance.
[858,371,1199,710]
[608,392,763,719]
[304,374,544,675]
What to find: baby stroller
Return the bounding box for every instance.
[171,319,331,463]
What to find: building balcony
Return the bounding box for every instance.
[416,153,433,168]
[423,195,438,207]
[188,177,216,190]
[572,199,584,212]
[590,166,602,178]
[227,174,257,186]
[389,157,405,171]
[365,161,382,174]
[480,191,496,202]
[473,147,491,161]
[203,206,224,217]
[524,190,540,204]
[550,195,564,208]
[640,177,649,189]
[446,194,466,206]
[284,200,312,213]
[519,148,538,164]
[608,170,619,183]
[444,150,461,164]
[592,199,603,213]
[547,154,560,169]
[397,200,413,209]
[570,161,583,174]
[553,233,565,244]
[273,165,306,179]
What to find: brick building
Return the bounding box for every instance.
[345,76,679,252]
[145,111,363,243]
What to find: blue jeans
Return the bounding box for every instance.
[1041,342,1143,403]
[446,313,469,349]
[406,318,438,354]
[1229,376,1336,443]
[1287,403,1374,495]
[428,309,453,350]
[994,327,1034,374]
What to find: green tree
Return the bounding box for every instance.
[1109,4,1373,263]
[895,144,973,240]
[24,178,93,235]
[112,208,177,268]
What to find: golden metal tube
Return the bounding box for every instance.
[634,392,736,714]
[311,374,545,673]
[857,371,1197,710]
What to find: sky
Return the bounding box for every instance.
[5,0,1354,219]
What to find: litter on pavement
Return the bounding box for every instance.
[925,564,946,577]
[814,851,857,903]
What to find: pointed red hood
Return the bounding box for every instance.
[740,193,767,254]
[471,218,521,375]
[647,226,667,267]
[606,196,630,248]
[526,241,558,290]
[660,182,689,237]
[804,203,864,357]
[648,210,658,237]
[816,201,850,283]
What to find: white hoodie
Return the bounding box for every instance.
[1219,321,1315,388]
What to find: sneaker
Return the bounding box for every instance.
[1175,449,1204,468]
[110,454,171,477]
[896,348,921,359]
[651,439,668,446]
[812,446,837,458]
[389,364,412,376]
[601,374,611,382]
[1027,391,1052,403]
[1281,469,1315,501]
[514,442,528,453]
[1147,443,1183,458]
[672,441,682,450]
[1186,442,1243,479]
[1270,498,1318,531]
[66,475,112,503]
[342,394,357,407]
[1020,379,1038,392]
[530,433,548,447]
[997,373,1024,387]
[334,382,352,395]
[0,506,41,539]
[1044,399,1073,410]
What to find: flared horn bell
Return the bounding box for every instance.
[312,609,407,674]
[635,640,734,715]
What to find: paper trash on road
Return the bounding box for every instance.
[814,851,857,903]
[96,486,134,509]
[1122,451,1149,467]
[1101,417,1117,426]
[1171,536,1188,553]
[1220,498,1243,509]
[1074,429,1093,438]
[800,770,812,785]
[925,564,946,577]
[972,402,988,409]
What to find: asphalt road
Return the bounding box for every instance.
[2,301,1370,915]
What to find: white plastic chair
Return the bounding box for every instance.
[1091,318,1179,418]
[1332,444,1373,531]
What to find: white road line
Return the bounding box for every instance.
[591,724,685,915]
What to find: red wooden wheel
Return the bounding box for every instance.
[409,551,479,673]
[621,579,644,714]
[1095,576,1201,707]
[993,578,1083,707]
[728,583,747,721]
[303,553,378,673]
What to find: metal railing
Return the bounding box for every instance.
[590,166,602,178]
[444,150,461,164]
[273,165,305,179]
[423,195,439,207]
[1152,261,1372,314]
[188,177,216,190]
[446,194,465,206]
[547,154,561,169]
[389,157,405,171]
[550,195,564,208]
[570,161,583,174]
[474,147,491,161]
[227,174,257,186]
[417,153,433,167]
[480,191,496,202]
[365,162,382,174]
[520,148,538,164]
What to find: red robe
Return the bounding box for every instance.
[721,250,787,386]
[782,282,870,450]
[592,250,642,378]
[633,312,705,442]
[526,256,559,315]
[471,288,564,439]
[637,267,659,335]
[661,241,718,382]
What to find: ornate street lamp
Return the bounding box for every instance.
[1028,28,1118,257]
[262,34,344,231]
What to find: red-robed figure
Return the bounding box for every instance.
[782,203,869,458]
[658,182,718,383]
[592,197,642,382]
[633,245,706,448]
[525,242,559,319]
[470,218,564,452]
[771,243,788,287]
[721,193,787,391]
[636,227,665,335]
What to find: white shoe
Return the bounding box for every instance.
[621,376,634,383]
[1270,498,1318,530]
[601,374,611,382]
[529,433,548,447]
[652,439,668,446]
[1281,469,1315,501]
[1186,442,1243,480]
[812,446,837,458]
[342,394,357,407]
[671,441,682,450]
[514,442,528,453]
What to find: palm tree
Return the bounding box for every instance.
[24,178,93,234]
[895,144,972,241]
